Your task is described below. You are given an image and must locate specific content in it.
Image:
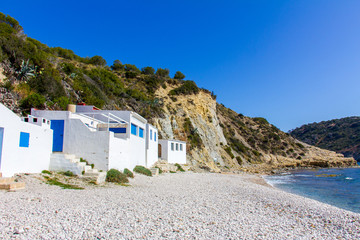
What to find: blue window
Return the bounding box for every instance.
[180,144,183,151]
[171,143,174,151]
[176,143,179,151]
[154,132,157,141]
[139,128,144,138]
[19,132,30,148]
[150,130,152,140]
[131,124,137,135]
[109,128,126,133]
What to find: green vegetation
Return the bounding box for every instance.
[224,146,235,159]
[133,165,152,176]
[41,170,52,175]
[123,168,134,178]
[183,118,203,149]
[169,80,199,95]
[106,169,129,183]
[174,71,185,80]
[43,176,84,190]
[290,117,360,161]
[20,93,46,113]
[175,163,185,172]
[155,166,163,174]
[61,171,75,177]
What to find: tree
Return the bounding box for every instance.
[141,66,155,75]
[155,68,170,78]
[87,55,107,66]
[174,71,185,80]
[111,59,124,71]
[124,64,141,73]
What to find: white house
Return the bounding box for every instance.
[158,139,187,164]
[31,104,159,171]
[0,103,53,177]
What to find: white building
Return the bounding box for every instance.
[158,139,187,164]
[31,104,158,171]
[0,103,53,177]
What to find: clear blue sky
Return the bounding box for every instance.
[2,0,360,131]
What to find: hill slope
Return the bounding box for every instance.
[290,117,360,162]
[0,13,357,172]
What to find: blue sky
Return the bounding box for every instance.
[2,0,360,131]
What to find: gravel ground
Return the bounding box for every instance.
[0,172,359,239]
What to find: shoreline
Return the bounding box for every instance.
[0,172,359,239]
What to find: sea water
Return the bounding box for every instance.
[264,167,360,213]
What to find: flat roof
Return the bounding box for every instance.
[159,139,186,144]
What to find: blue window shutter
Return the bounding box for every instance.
[150,130,152,140]
[19,132,30,148]
[139,128,144,138]
[109,128,126,133]
[131,124,137,135]
[154,132,157,141]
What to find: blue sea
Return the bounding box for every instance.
[264,167,360,213]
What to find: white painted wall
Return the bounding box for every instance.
[159,139,187,164]
[0,104,53,177]
[108,134,132,170]
[146,124,158,167]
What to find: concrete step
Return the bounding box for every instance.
[82,172,106,184]
[0,182,25,191]
[84,165,92,172]
[70,158,80,163]
[0,177,15,184]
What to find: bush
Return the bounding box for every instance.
[106,169,129,183]
[20,93,46,112]
[124,64,141,73]
[87,55,107,66]
[253,117,269,125]
[61,170,75,177]
[236,156,243,165]
[133,165,152,176]
[155,68,170,78]
[141,66,155,75]
[41,170,52,175]
[174,71,185,80]
[111,60,124,71]
[169,80,199,95]
[123,168,134,178]
[225,146,235,159]
[175,163,185,172]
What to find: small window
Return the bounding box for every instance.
[43,119,46,123]
[176,143,179,151]
[131,124,137,135]
[180,144,183,151]
[154,132,157,141]
[171,143,174,151]
[19,132,30,148]
[109,128,126,133]
[150,129,152,140]
[24,118,28,122]
[139,128,144,138]
[33,118,38,123]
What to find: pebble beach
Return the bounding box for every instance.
[0,172,359,239]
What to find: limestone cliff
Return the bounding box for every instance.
[152,83,357,173]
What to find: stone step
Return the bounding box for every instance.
[0,177,15,184]
[77,162,86,167]
[86,168,98,174]
[70,158,80,163]
[84,165,92,172]
[0,182,25,191]
[150,168,159,176]
[82,172,106,184]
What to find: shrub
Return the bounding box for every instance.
[174,71,185,80]
[155,166,163,174]
[124,64,141,73]
[253,117,269,125]
[41,170,52,175]
[175,163,185,172]
[155,68,170,78]
[87,55,107,66]
[20,93,46,112]
[111,60,124,71]
[133,165,152,176]
[225,146,235,159]
[169,80,199,95]
[141,66,155,75]
[106,169,129,183]
[125,71,137,78]
[123,168,134,178]
[296,143,305,149]
[62,171,75,177]
[236,156,243,165]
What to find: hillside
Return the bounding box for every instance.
[0,13,357,173]
[290,117,360,162]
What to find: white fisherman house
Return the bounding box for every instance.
[31,104,159,172]
[0,103,53,177]
[158,139,187,164]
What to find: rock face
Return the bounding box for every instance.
[152,84,357,173]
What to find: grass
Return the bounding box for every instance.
[43,176,84,190]
[170,171,176,173]
[133,165,152,176]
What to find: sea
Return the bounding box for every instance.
[264,167,360,213]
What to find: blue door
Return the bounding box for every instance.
[0,128,3,167]
[50,120,64,152]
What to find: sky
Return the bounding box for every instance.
[2,0,360,131]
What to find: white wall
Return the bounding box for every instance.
[146,124,158,167]
[108,134,132,170]
[129,115,147,167]
[0,104,53,177]
[159,139,187,164]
